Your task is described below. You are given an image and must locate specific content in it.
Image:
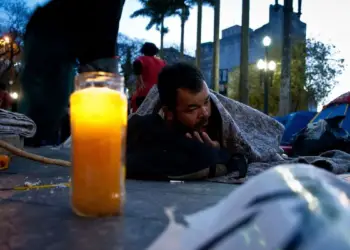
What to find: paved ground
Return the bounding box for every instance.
[0,147,237,250]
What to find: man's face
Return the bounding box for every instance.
[166,82,211,132]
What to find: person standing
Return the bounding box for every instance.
[131,42,166,112]
[20,0,125,146]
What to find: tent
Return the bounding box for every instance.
[310,92,350,132]
[274,111,317,145]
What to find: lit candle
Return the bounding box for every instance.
[70,74,127,217]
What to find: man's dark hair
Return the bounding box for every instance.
[140,42,159,56]
[157,62,205,110]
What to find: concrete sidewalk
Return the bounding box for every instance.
[0,147,236,250]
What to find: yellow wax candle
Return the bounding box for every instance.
[70,86,127,217]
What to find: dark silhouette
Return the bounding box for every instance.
[20,0,125,146]
[238,0,250,104]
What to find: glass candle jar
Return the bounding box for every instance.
[70,72,127,217]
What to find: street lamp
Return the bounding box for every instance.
[262,36,271,47]
[257,35,276,115]
[257,56,276,115]
[268,61,277,71]
[4,36,11,44]
[256,59,276,72]
[10,92,18,100]
[257,59,266,71]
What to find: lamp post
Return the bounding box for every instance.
[257,36,275,115]
[263,35,271,67]
[263,36,271,48]
[257,58,276,115]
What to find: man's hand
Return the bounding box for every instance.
[186,131,220,149]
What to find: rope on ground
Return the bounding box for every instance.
[0,139,71,167]
[0,182,71,191]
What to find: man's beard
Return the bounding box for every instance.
[172,116,209,134]
[193,117,209,131]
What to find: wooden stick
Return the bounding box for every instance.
[0,139,71,167]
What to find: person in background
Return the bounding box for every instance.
[0,83,12,110]
[131,42,166,112]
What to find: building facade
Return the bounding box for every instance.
[200,4,307,88]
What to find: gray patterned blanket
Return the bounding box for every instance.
[211,150,350,183]
[133,86,285,162]
[134,86,350,183]
[0,109,36,138]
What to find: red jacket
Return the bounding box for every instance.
[135,55,166,97]
[131,94,138,113]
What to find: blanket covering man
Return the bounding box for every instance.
[127,63,350,182]
[127,62,285,181]
[131,85,285,162]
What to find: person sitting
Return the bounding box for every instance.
[131,42,166,112]
[127,63,284,181]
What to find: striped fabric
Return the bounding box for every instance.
[0,109,36,138]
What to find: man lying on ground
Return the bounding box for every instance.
[127,62,285,181]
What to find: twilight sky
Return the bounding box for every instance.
[27,0,349,105]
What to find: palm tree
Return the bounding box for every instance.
[211,0,220,92]
[194,0,214,68]
[238,0,250,104]
[171,0,213,63]
[172,0,191,58]
[130,0,176,58]
[195,0,203,67]
[179,7,190,58]
[278,0,293,115]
